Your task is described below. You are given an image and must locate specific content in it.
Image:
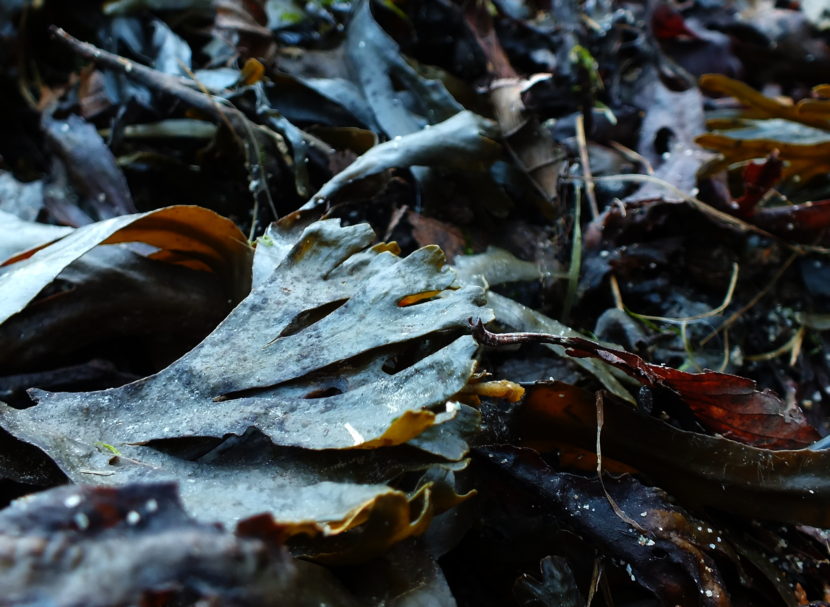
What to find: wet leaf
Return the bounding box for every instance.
[0,483,358,607]
[345,0,462,138]
[518,381,830,528]
[300,111,500,210]
[733,151,783,216]
[336,539,458,606]
[478,446,732,607]
[699,74,830,131]
[0,244,234,374]
[0,171,44,222]
[454,247,544,286]
[473,323,819,449]
[42,114,137,223]
[103,0,214,15]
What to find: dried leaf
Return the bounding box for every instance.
[0,218,491,558]
[408,211,466,263]
[0,205,253,326]
[0,211,72,262]
[463,1,566,217]
[696,74,830,186]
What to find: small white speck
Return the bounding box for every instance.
[64,495,82,508]
[357,40,366,48]
[709,543,716,549]
[705,590,714,598]
[640,511,647,517]
[127,511,141,525]
[146,499,158,512]
[74,512,90,530]
[809,489,815,494]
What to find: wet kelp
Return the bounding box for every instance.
[1,0,830,605]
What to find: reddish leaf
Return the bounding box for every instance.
[472,322,819,449]
[651,5,700,41]
[407,211,466,263]
[752,198,830,239]
[733,151,783,217]
[555,337,818,448]
[517,381,830,530]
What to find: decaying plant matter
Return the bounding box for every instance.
[1,0,830,605]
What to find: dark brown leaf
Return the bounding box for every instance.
[477,446,732,607]
[472,322,819,449]
[517,381,830,529]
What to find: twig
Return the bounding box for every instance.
[576,113,599,218]
[470,318,569,348]
[595,393,646,533]
[49,26,280,224]
[624,262,740,325]
[700,252,798,345]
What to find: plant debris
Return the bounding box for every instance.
[1,0,830,605]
